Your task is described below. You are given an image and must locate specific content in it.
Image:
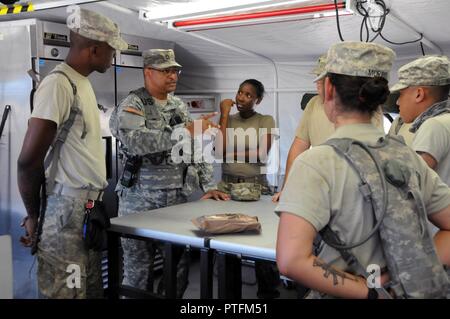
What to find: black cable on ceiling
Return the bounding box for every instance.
[356,0,389,43]
[356,0,370,42]
[379,31,423,45]
[334,0,345,41]
[354,0,425,50]
[420,42,426,56]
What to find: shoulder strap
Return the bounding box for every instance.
[393,117,404,135]
[321,137,393,299]
[323,137,389,250]
[43,70,81,192]
[50,70,77,96]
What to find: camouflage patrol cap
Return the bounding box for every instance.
[143,49,182,69]
[68,8,128,51]
[230,183,261,201]
[390,55,450,92]
[314,41,395,82]
[310,53,327,76]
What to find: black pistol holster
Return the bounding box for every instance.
[120,155,142,187]
[82,200,110,251]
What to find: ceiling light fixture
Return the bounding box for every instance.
[139,0,314,23]
[167,1,352,31]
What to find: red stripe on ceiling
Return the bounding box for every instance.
[173,2,346,27]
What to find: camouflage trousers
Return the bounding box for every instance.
[447,266,450,298]
[37,194,103,299]
[118,187,190,298]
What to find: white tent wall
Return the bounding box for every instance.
[176,48,444,185]
[1,0,449,188]
[177,62,318,186]
[0,0,450,299]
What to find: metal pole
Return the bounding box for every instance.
[0,105,11,140]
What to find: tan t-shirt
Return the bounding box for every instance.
[413,113,450,186]
[388,116,415,147]
[296,96,384,146]
[222,112,275,177]
[32,63,107,190]
[276,123,450,272]
[296,96,335,146]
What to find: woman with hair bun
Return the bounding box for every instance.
[275,42,450,299]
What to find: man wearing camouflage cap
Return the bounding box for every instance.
[17,8,127,298]
[272,53,384,203]
[109,48,229,298]
[276,41,450,299]
[391,55,450,185]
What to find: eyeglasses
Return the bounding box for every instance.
[149,68,182,76]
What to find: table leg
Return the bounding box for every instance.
[200,248,214,298]
[217,252,242,299]
[163,242,177,298]
[107,231,120,299]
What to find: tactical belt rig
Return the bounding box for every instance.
[116,87,187,189]
[119,150,187,188]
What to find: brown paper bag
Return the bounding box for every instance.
[192,213,261,234]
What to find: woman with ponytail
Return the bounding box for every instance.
[275,42,450,299]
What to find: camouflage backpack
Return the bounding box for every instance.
[322,135,449,299]
[218,181,261,201]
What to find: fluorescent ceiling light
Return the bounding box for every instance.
[167,2,352,31]
[139,0,313,22]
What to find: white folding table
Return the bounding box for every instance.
[107,196,279,299]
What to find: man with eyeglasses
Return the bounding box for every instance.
[109,49,229,298]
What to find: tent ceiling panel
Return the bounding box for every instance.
[0,0,449,65]
[111,0,331,20]
[192,0,450,62]
[388,0,450,45]
[0,2,258,66]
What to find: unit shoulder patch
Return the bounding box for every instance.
[123,106,144,117]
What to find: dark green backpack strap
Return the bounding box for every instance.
[43,70,81,192]
[321,137,393,299]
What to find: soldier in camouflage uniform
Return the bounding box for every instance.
[109,49,229,298]
[391,56,450,185]
[17,9,127,298]
[217,79,281,298]
[272,53,384,203]
[275,42,450,299]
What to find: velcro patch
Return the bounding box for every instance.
[123,107,144,117]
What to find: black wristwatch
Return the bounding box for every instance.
[367,288,379,299]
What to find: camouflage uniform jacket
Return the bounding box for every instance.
[109,87,216,193]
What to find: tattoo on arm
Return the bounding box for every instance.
[313,258,357,286]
